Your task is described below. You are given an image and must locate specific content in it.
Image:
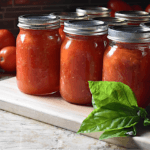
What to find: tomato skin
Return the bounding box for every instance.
[131,5,143,11]
[0,29,16,50]
[109,1,132,12]
[107,0,122,9]
[0,46,16,72]
[145,4,150,13]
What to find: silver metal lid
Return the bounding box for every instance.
[64,20,108,36]
[18,14,60,30]
[115,11,150,23]
[92,17,128,26]
[107,25,150,43]
[76,7,111,18]
[50,12,88,25]
[140,22,150,28]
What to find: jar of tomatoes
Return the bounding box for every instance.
[115,11,150,25]
[60,20,108,105]
[76,7,111,19]
[50,12,87,42]
[16,14,61,95]
[103,25,150,108]
[92,17,128,26]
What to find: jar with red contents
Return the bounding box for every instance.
[115,11,150,25]
[103,25,150,108]
[16,14,61,95]
[60,20,108,105]
[50,12,87,42]
[76,7,111,19]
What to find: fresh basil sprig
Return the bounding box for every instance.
[77,81,150,140]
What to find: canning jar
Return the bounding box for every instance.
[50,12,87,42]
[16,14,61,95]
[60,20,108,104]
[92,17,128,26]
[115,11,150,25]
[103,25,150,108]
[76,7,111,19]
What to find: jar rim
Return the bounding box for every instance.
[92,17,128,26]
[64,20,108,36]
[18,14,60,30]
[107,25,150,43]
[115,11,150,22]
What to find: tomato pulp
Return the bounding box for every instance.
[103,41,150,108]
[16,28,61,95]
[60,34,107,104]
[59,25,65,42]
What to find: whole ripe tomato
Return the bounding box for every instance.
[131,5,143,11]
[107,0,122,9]
[0,46,16,72]
[108,0,132,12]
[0,29,16,50]
[145,4,150,13]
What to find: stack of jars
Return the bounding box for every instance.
[16,7,150,108]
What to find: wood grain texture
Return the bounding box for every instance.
[0,77,149,149]
[0,109,127,150]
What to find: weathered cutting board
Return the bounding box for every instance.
[0,77,149,149]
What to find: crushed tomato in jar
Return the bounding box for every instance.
[50,12,87,42]
[16,14,61,95]
[103,25,150,108]
[60,20,108,105]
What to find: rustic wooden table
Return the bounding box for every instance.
[0,71,127,150]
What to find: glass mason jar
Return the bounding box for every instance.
[76,7,111,19]
[16,14,61,95]
[60,20,108,105]
[50,12,87,42]
[103,25,150,108]
[115,11,150,25]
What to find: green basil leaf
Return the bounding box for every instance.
[132,106,148,119]
[77,102,140,134]
[144,118,150,126]
[88,81,138,109]
[99,126,136,140]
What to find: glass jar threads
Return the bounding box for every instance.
[103,25,150,108]
[60,20,108,104]
[76,7,111,19]
[50,12,87,42]
[16,14,61,95]
[115,11,150,25]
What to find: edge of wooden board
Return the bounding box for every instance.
[0,77,149,149]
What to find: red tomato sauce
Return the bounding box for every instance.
[60,34,107,105]
[103,42,150,108]
[16,28,61,95]
[59,25,65,42]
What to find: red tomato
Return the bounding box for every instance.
[107,0,122,9]
[0,46,16,72]
[145,4,150,13]
[131,5,143,11]
[15,0,30,5]
[0,29,16,50]
[108,0,132,12]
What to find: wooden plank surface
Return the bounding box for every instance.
[0,77,149,149]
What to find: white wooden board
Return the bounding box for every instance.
[0,77,149,149]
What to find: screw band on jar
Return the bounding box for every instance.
[76,7,111,19]
[140,22,150,28]
[18,14,60,30]
[107,25,150,43]
[64,20,108,36]
[92,17,128,26]
[50,12,88,25]
[115,11,150,24]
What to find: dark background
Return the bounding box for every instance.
[0,0,148,38]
